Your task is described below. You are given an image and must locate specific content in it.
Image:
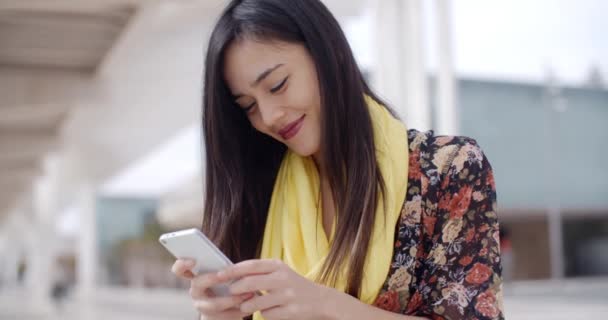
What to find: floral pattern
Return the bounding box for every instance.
[373,130,505,319]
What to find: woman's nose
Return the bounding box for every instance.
[258,103,285,130]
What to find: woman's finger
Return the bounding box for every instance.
[190,272,230,299]
[229,271,287,295]
[239,292,288,314]
[217,259,283,282]
[171,259,196,279]
[260,305,292,320]
[189,286,213,300]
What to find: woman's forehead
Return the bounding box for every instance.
[223,39,304,86]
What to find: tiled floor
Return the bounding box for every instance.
[502,278,608,319]
[2,278,608,319]
[0,287,197,320]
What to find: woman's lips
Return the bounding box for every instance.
[278,115,305,140]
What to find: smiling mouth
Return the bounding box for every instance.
[278,115,305,140]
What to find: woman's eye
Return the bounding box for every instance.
[243,102,256,113]
[270,76,288,93]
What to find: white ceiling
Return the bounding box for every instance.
[0,0,367,222]
[0,2,134,72]
[0,0,136,218]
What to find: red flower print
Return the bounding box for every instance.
[374,290,401,312]
[449,185,473,219]
[475,290,500,318]
[405,291,423,314]
[441,174,451,190]
[423,216,437,236]
[465,228,476,242]
[459,255,473,266]
[409,152,422,180]
[466,263,492,285]
[439,193,451,211]
[480,248,488,256]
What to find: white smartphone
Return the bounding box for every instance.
[159,228,233,296]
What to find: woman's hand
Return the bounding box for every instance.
[172,259,255,320]
[216,259,339,320]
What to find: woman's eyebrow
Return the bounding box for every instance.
[250,63,284,87]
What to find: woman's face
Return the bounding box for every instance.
[223,39,322,157]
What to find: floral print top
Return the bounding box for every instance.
[372,129,504,319]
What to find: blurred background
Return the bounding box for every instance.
[0,0,606,319]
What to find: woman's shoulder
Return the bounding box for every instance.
[407,128,490,180]
[377,129,503,319]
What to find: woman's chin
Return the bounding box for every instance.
[286,142,318,158]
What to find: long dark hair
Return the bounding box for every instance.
[202,0,394,299]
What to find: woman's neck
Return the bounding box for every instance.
[312,151,328,185]
[312,151,326,180]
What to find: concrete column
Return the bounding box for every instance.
[548,207,565,279]
[1,245,21,289]
[22,154,63,313]
[22,191,54,314]
[373,0,404,110]
[0,248,19,290]
[51,149,100,316]
[24,225,55,313]
[373,0,431,131]
[77,182,98,299]
[0,229,18,289]
[543,70,566,279]
[0,225,7,287]
[0,213,26,289]
[401,0,431,131]
[434,0,459,135]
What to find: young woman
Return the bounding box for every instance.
[171,1,504,319]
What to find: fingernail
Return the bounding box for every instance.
[185,260,195,267]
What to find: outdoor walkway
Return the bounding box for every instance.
[2,278,608,319]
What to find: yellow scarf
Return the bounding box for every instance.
[256,96,408,317]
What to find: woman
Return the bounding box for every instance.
[171,0,504,319]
